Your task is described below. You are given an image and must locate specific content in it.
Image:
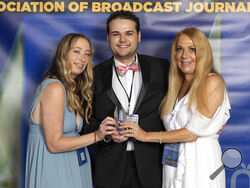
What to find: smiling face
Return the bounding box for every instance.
[107,18,141,65]
[176,34,197,80]
[68,37,91,79]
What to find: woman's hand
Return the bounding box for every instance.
[96,117,117,141]
[120,122,147,142]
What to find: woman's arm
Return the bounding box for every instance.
[121,75,227,143]
[185,75,228,136]
[120,122,197,143]
[199,74,225,118]
[39,82,115,153]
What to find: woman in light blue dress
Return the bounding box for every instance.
[25,33,116,188]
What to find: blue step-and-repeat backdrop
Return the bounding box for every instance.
[0,0,250,187]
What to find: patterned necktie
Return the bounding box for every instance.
[116,61,138,76]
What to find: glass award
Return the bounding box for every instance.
[114,106,127,135]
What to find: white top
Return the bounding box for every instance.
[162,89,231,188]
[112,55,142,151]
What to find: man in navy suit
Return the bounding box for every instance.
[87,10,170,188]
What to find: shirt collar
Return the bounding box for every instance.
[114,54,138,67]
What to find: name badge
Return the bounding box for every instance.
[162,143,180,167]
[76,147,87,166]
[126,114,139,142]
[126,114,139,124]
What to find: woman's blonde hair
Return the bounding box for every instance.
[160,27,221,118]
[44,33,94,123]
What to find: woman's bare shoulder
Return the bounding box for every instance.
[206,74,225,92]
[40,81,65,101]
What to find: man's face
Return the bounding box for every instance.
[107,18,141,65]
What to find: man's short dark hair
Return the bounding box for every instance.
[106,10,140,34]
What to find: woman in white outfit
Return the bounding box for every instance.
[120,27,230,188]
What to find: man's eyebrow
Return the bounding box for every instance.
[111,31,120,34]
[110,30,135,34]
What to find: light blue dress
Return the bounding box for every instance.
[25,78,92,188]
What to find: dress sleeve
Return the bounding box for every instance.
[186,90,231,137]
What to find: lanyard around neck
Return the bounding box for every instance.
[113,62,136,113]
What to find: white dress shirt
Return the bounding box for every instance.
[112,54,142,151]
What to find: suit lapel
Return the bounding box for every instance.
[134,55,150,113]
[102,58,121,108]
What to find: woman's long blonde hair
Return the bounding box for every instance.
[44,33,94,123]
[160,27,221,118]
